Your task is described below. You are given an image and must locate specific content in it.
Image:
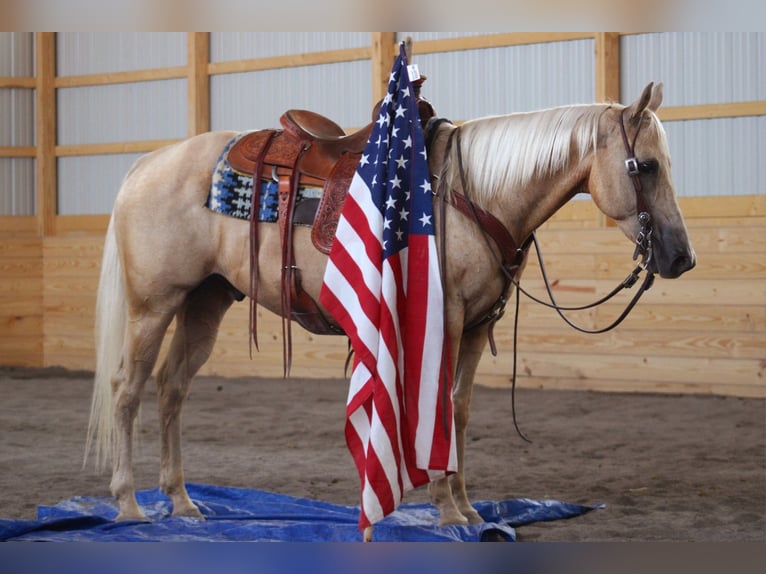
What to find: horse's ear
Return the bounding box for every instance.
[626,82,654,124]
[648,82,663,112]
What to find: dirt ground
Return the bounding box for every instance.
[0,366,763,542]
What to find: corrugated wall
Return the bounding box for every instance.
[0,32,35,216]
[55,33,188,215]
[404,38,595,119]
[210,61,372,132]
[209,32,372,131]
[622,32,765,199]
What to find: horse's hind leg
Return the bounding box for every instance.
[428,327,487,525]
[155,275,238,517]
[111,307,178,521]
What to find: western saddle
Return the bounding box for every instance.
[227,90,436,374]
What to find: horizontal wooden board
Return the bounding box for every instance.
[0,313,42,337]
[476,375,766,399]
[517,303,765,333]
[0,336,43,366]
[502,328,765,360]
[0,237,43,258]
[479,351,763,387]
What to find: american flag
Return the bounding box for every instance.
[319,44,457,530]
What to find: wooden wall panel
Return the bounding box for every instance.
[0,236,42,366]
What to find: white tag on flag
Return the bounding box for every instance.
[407,64,420,82]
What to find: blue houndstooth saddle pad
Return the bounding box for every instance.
[206,131,321,222]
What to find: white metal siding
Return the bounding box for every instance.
[0,158,35,215]
[621,32,765,106]
[623,33,765,198]
[0,88,35,146]
[210,32,370,62]
[0,33,35,215]
[663,116,765,198]
[57,154,143,215]
[211,60,372,132]
[398,32,497,42]
[0,32,34,76]
[57,80,187,146]
[57,32,187,76]
[408,40,595,121]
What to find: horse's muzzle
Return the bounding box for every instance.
[657,249,696,279]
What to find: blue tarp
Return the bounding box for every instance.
[0,483,600,542]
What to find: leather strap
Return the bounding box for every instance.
[249,130,278,356]
[279,144,309,377]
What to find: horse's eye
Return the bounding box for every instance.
[639,160,659,175]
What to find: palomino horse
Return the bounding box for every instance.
[86,82,695,527]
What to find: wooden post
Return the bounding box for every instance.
[594,33,621,227]
[187,32,210,136]
[35,32,56,237]
[595,32,621,104]
[371,33,396,105]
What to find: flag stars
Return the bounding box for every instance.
[395,155,408,170]
[420,179,431,194]
[385,196,397,211]
[390,174,401,189]
[398,207,409,221]
[419,213,432,227]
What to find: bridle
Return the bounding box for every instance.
[619,107,654,267]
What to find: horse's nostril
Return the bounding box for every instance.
[671,254,695,277]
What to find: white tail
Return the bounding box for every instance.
[84,217,127,472]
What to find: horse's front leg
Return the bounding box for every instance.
[429,328,487,525]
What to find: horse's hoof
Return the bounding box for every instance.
[115,510,148,522]
[172,504,204,520]
[462,508,484,525]
[438,512,470,527]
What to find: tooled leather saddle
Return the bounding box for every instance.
[231,92,436,375]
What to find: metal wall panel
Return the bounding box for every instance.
[663,116,765,198]
[57,154,143,215]
[0,33,35,216]
[57,80,187,146]
[211,60,372,132]
[623,33,765,198]
[0,158,35,215]
[0,32,34,76]
[408,40,595,121]
[0,88,35,146]
[621,32,765,106]
[398,32,496,41]
[210,32,370,62]
[57,33,186,76]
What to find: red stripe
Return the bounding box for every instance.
[341,193,382,266]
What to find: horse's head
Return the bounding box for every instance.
[589,82,696,279]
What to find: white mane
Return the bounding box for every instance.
[445,104,610,206]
